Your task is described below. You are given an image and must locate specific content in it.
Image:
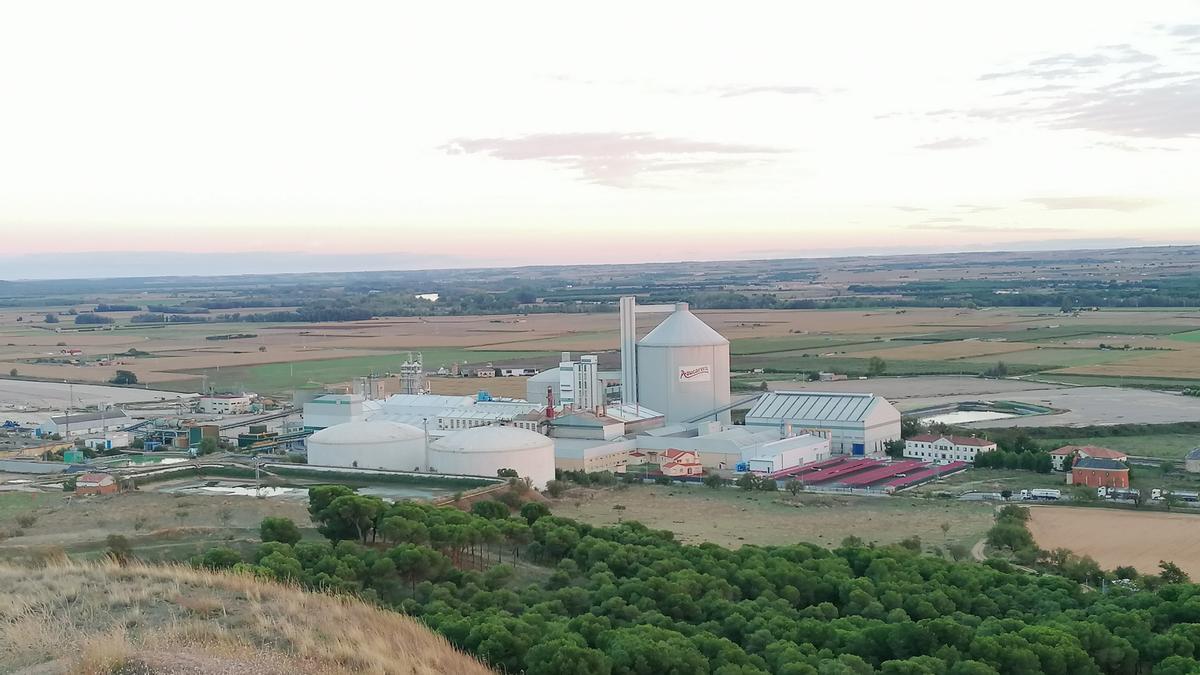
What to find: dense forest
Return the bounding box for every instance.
[192,485,1200,675]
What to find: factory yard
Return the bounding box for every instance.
[1027,506,1200,579]
[551,484,995,551]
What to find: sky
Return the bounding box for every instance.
[1,1,1198,278]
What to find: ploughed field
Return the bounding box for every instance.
[1027,506,1200,578]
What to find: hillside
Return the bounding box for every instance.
[0,560,491,675]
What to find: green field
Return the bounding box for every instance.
[1040,434,1199,460]
[730,335,890,355]
[901,324,1192,343]
[731,354,1045,376]
[961,347,1145,367]
[185,348,555,394]
[1169,330,1200,343]
[1027,373,1200,388]
[908,468,1066,495]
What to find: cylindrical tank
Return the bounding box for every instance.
[428,425,555,489]
[636,302,731,424]
[306,420,426,471]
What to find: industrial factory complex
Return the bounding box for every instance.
[290,299,925,491]
[0,298,1003,496]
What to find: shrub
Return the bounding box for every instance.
[260,517,302,545]
[16,514,37,528]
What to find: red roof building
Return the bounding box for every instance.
[75,472,118,495]
[1049,445,1128,471]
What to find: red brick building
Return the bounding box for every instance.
[1068,458,1129,489]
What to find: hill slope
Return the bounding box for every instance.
[0,561,491,675]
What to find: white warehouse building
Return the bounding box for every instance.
[306,420,426,472]
[429,426,555,489]
[636,303,731,425]
[744,391,901,456]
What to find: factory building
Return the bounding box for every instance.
[306,420,427,472]
[428,426,555,488]
[744,434,831,474]
[38,409,132,437]
[635,303,731,425]
[744,391,900,456]
[302,394,379,430]
[197,394,253,415]
[526,360,622,408]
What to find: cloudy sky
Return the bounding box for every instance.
[1,1,1198,276]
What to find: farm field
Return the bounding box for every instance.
[905,468,1066,496]
[1039,434,1200,460]
[190,348,555,394]
[0,305,1197,397]
[1027,506,1200,578]
[550,484,994,551]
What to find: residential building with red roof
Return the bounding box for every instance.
[904,434,997,465]
[1049,445,1128,472]
[75,472,118,495]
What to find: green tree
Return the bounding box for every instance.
[197,436,219,455]
[885,439,906,458]
[868,356,887,376]
[526,639,612,675]
[703,473,725,489]
[260,516,302,545]
[520,501,551,525]
[1159,560,1190,584]
[109,370,138,385]
[471,500,511,520]
[786,478,803,496]
[197,546,242,570]
[7,368,16,377]
[736,472,759,491]
[44,313,58,323]
[545,480,568,498]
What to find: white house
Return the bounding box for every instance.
[904,434,997,464]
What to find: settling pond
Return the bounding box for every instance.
[153,479,451,502]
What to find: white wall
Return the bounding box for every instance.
[429,445,556,489]
[306,437,426,472]
[636,342,731,424]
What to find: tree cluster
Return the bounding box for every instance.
[189,486,1200,675]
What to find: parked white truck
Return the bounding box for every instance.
[1020,488,1062,501]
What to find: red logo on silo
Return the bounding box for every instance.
[678,365,711,382]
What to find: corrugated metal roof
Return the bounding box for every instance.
[1187,447,1200,461]
[49,410,131,425]
[746,392,878,423]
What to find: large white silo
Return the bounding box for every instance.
[428,425,556,489]
[635,302,731,424]
[306,420,426,471]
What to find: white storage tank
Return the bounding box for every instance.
[428,425,555,489]
[306,420,426,471]
[636,303,731,424]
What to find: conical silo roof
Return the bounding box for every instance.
[638,303,728,347]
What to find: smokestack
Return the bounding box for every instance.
[546,386,555,419]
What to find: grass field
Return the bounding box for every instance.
[1040,434,1200,460]
[962,347,1143,367]
[1168,330,1200,343]
[731,354,1044,376]
[550,484,995,551]
[730,336,886,355]
[906,468,1066,495]
[0,491,313,564]
[186,347,555,393]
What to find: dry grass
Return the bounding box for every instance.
[0,560,491,675]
